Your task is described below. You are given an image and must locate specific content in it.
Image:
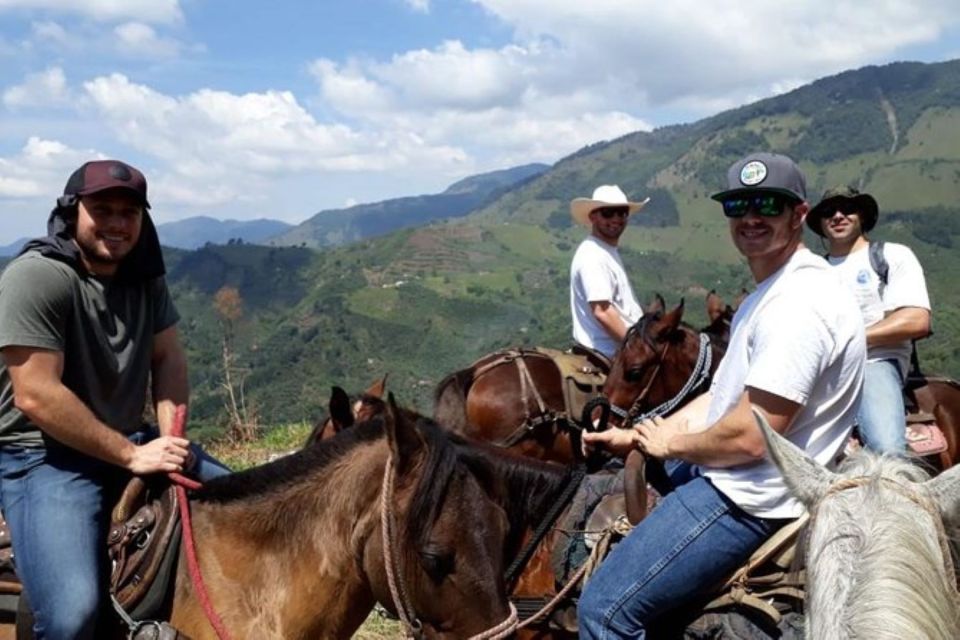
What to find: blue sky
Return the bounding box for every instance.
[1,0,959,244]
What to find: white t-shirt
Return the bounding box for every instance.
[826,242,930,377]
[569,235,643,358]
[703,249,866,519]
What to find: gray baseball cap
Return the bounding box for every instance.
[710,152,806,203]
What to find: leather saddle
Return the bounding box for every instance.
[0,474,182,623]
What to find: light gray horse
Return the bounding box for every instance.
[754,408,960,640]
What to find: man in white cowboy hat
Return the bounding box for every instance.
[569,185,649,359]
[809,185,931,455]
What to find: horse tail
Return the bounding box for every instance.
[433,368,474,434]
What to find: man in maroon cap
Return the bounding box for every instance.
[0,160,229,638]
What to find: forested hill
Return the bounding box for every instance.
[3,59,958,437]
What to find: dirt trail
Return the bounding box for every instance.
[879,94,899,155]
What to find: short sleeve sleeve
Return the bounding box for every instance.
[882,245,930,312]
[743,294,832,405]
[0,257,73,351]
[150,277,180,333]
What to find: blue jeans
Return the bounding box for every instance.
[857,359,906,455]
[0,429,229,640]
[578,463,788,639]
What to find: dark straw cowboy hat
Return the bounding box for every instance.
[808,185,879,237]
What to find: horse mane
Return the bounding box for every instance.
[401,410,572,553]
[809,453,960,639]
[195,418,386,504]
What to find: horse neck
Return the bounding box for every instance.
[172,441,393,637]
[806,481,960,639]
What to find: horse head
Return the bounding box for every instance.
[602,299,696,427]
[306,375,389,445]
[367,394,515,639]
[755,408,960,639]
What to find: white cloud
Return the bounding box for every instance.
[0,137,96,199]
[114,22,181,58]
[404,0,430,13]
[471,0,960,109]
[3,66,69,107]
[79,74,470,208]
[0,0,183,24]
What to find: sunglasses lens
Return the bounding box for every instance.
[722,198,749,217]
[599,208,628,219]
[722,195,785,217]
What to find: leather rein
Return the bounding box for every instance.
[607,332,713,426]
[380,455,519,640]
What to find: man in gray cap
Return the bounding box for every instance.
[578,152,864,638]
[0,160,229,638]
[809,186,931,455]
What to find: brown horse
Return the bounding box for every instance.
[433,294,726,466]
[601,299,726,429]
[10,395,576,640]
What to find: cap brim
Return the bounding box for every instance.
[570,197,650,225]
[710,187,803,203]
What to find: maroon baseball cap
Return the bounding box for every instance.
[63,160,150,208]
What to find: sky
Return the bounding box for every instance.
[1,0,959,244]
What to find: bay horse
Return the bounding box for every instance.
[433,294,728,466]
[756,408,960,639]
[10,395,575,640]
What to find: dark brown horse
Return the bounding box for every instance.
[9,395,576,640]
[602,299,726,429]
[433,294,727,466]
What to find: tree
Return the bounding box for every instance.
[213,286,258,442]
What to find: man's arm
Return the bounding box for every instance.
[3,346,190,474]
[590,300,629,342]
[865,307,931,348]
[583,387,800,467]
[151,325,189,437]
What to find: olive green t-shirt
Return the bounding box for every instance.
[0,251,179,446]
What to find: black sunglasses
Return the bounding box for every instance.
[721,194,791,218]
[818,202,858,219]
[596,207,630,219]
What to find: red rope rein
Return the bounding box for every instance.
[167,405,233,640]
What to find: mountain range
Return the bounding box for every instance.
[3,59,959,435]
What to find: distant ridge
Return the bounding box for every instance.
[0,237,27,257]
[267,163,550,248]
[157,216,293,249]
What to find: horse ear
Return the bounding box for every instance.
[925,463,960,529]
[647,293,665,315]
[706,290,725,322]
[365,374,388,399]
[652,299,684,339]
[385,392,424,475]
[753,406,836,508]
[329,386,354,429]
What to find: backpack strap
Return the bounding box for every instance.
[869,240,889,295]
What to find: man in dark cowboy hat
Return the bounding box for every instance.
[578,153,864,638]
[569,185,650,358]
[0,160,229,638]
[809,185,931,455]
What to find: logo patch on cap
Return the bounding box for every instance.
[739,161,767,186]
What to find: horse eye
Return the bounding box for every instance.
[418,549,454,583]
[624,367,645,383]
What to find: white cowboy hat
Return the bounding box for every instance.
[570,185,650,226]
